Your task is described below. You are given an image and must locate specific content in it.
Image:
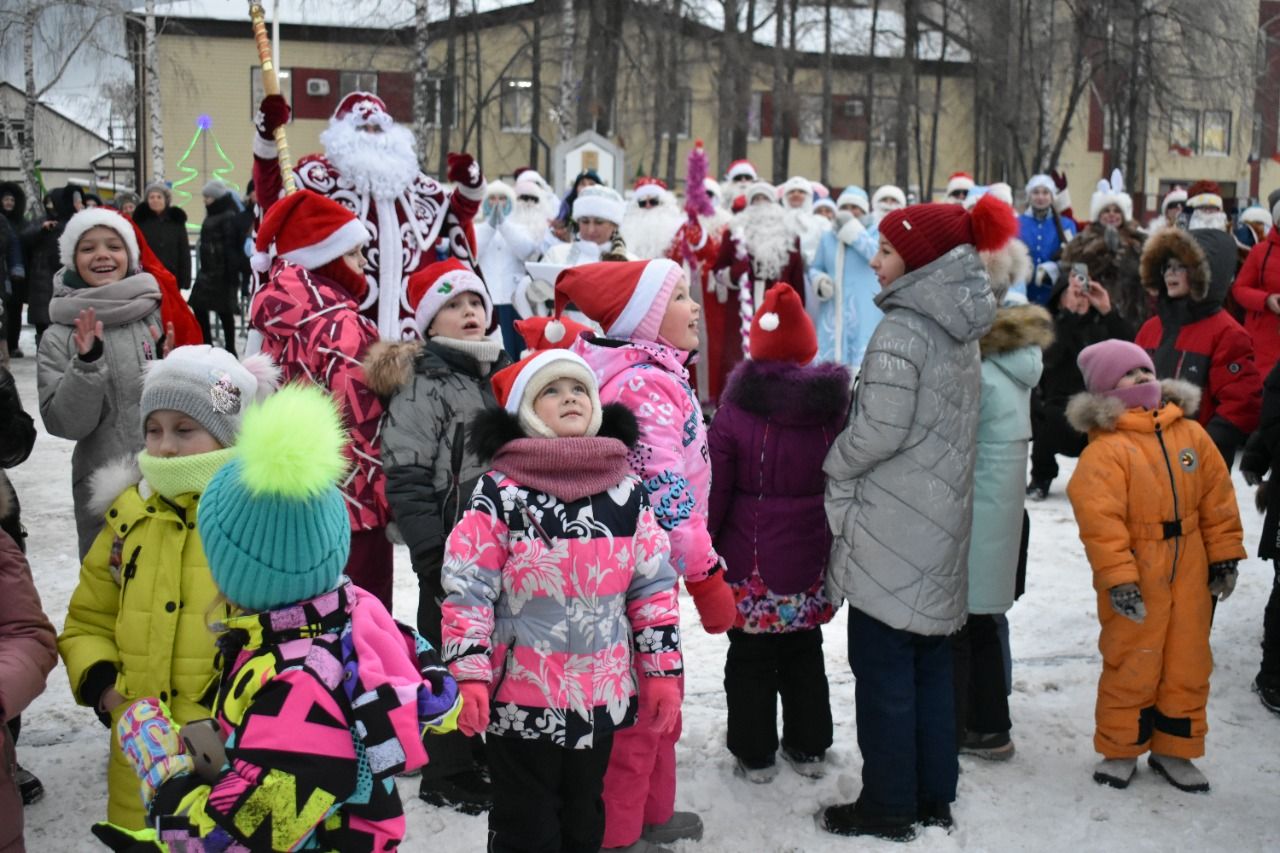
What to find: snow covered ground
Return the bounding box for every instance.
[7,328,1279,852]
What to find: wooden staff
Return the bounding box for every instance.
[249,1,296,194]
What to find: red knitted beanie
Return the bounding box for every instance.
[878,194,1017,272]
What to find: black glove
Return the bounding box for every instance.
[1208,561,1238,601]
[417,645,451,696]
[1244,469,1264,487]
[1109,583,1146,622]
[90,822,161,852]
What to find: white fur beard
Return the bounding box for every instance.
[1188,210,1228,231]
[321,116,420,201]
[621,206,684,260]
[507,204,550,240]
[784,208,828,240]
[700,208,732,235]
[733,205,793,280]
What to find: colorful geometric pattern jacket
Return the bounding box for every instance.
[148,581,460,852]
[441,418,682,750]
[572,334,720,582]
[250,260,388,531]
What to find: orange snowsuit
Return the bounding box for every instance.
[1066,380,1245,760]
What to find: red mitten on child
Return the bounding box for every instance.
[457,681,490,737]
[686,570,737,634]
[639,676,681,734]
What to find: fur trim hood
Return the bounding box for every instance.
[131,203,188,227]
[979,304,1054,358]
[0,181,26,223]
[86,456,149,518]
[468,402,639,461]
[362,340,423,397]
[721,359,851,426]
[1065,378,1201,433]
[1139,228,1211,301]
[979,238,1033,301]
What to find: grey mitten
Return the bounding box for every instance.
[1208,560,1239,601]
[1109,583,1146,622]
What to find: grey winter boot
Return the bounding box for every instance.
[1092,757,1137,789]
[733,755,779,784]
[641,811,703,844]
[1148,753,1210,793]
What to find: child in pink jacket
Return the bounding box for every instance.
[551,258,737,851]
[442,348,682,852]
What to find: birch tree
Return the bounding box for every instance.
[144,0,163,181]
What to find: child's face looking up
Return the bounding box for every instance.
[427,292,488,340]
[145,410,223,458]
[1114,367,1155,389]
[871,237,907,289]
[75,226,129,286]
[342,245,367,275]
[533,377,593,437]
[658,277,701,351]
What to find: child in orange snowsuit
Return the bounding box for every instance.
[1066,340,1244,793]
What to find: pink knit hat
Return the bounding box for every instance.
[1077,340,1160,409]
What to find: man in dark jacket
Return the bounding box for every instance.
[1,182,27,361]
[190,181,242,354]
[1135,227,1262,468]
[133,182,191,291]
[1028,270,1134,499]
[17,184,80,353]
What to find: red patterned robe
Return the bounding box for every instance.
[254,151,482,341]
[250,259,388,533]
[667,219,728,403]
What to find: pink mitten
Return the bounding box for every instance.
[457,682,490,737]
[639,677,681,735]
[116,698,194,808]
[686,571,737,634]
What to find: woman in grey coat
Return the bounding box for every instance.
[36,209,163,558]
[820,196,1014,842]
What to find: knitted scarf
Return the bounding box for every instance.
[433,336,504,367]
[137,448,236,501]
[492,437,631,503]
[48,270,161,326]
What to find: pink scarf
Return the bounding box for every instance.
[492,437,631,503]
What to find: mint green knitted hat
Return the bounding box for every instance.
[198,383,351,612]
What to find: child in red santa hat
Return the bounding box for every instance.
[709,284,850,785]
[248,189,393,607]
[547,258,736,851]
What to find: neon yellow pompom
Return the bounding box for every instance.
[235,383,349,498]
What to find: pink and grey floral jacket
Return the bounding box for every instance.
[441,409,682,749]
[572,334,720,582]
[251,259,388,531]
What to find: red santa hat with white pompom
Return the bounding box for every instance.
[332,91,390,122]
[250,189,370,274]
[749,284,817,365]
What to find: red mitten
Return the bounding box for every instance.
[446,152,483,191]
[1050,169,1069,192]
[686,571,737,634]
[255,95,291,140]
[457,681,490,737]
[639,677,681,735]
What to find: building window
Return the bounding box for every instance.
[871,96,898,147]
[798,94,825,144]
[1169,109,1198,156]
[661,88,693,139]
[339,70,379,97]
[420,77,457,128]
[0,119,26,150]
[250,67,293,122]
[1202,110,1231,156]
[748,92,763,142]
[500,78,534,132]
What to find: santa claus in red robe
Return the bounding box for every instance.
[253,92,487,340]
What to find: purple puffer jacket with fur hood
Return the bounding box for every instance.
[708,359,851,632]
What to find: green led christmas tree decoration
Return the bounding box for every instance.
[170,114,240,212]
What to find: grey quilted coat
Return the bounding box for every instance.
[823,245,997,636]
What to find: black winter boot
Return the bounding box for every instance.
[819,798,916,842]
[418,767,492,815]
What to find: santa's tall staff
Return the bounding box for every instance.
[249,2,295,194]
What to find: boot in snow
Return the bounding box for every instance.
[917,800,955,831]
[418,767,492,815]
[607,841,674,853]
[959,730,1015,761]
[819,799,917,842]
[781,746,827,778]
[1255,677,1280,716]
[15,764,43,805]
[641,811,703,844]
[1092,757,1137,789]
[1149,754,1209,793]
[733,755,779,784]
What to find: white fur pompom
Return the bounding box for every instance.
[239,353,282,402]
[758,312,780,331]
[543,319,566,343]
[250,251,273,273]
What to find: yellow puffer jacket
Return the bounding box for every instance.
[58,467,225,829]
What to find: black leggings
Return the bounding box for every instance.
[195,310,237,355]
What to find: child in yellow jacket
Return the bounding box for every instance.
[1066,340,1244,793]
[57,345,277,828]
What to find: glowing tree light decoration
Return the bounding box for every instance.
[171,114,240,210]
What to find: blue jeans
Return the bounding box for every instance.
[847,607,958,816]
[496,303,522,361]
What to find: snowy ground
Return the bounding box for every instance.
[8,326,1279,852]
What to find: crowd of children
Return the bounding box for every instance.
[1,154,1276,853]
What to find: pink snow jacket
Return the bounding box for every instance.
[148,582,460,852]
[441,404,682,749]
[250,259,388,531]
[572,334,720,582]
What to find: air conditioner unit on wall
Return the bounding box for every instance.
[306,78,330,97]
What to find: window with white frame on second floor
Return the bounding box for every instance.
[501,78,533,132]
[421,77,458,128]
[0,119,28,150]
[1202,110,1231,156]
[339,71,379,97]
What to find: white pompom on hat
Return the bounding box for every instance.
[59,208,141,271]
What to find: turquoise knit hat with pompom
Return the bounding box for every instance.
[198,383,351,612]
